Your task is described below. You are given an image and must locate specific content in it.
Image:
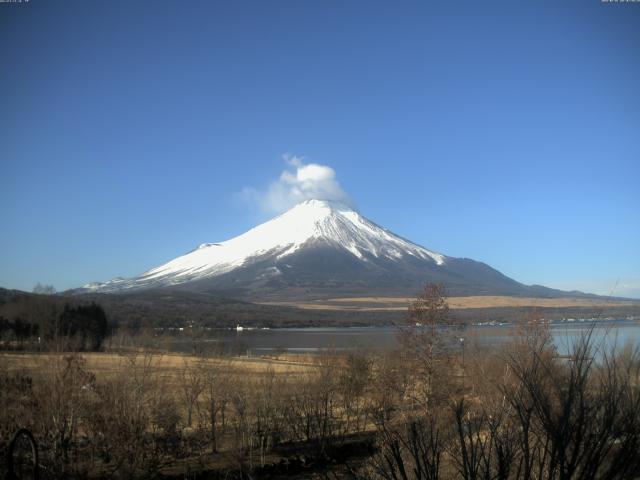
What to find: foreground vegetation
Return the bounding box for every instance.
[1,285,640,479]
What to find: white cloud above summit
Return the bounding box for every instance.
[239,155,352,214]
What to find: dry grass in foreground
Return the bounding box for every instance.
[0,350,315,379]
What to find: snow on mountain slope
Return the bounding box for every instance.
[84,199,446,293]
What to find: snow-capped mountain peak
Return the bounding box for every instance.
[83,199,446,293]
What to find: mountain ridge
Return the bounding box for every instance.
[77,199,596,300]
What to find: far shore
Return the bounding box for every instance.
[260,295,640,312]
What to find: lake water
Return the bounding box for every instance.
[172,319,640,357]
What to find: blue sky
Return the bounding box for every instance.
[1,0,639,297]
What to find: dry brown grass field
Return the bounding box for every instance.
[0,350,316,380]
[261,295,640,311]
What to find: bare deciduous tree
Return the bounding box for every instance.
[398,283,458,410]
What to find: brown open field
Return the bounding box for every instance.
[0,351,316,379]
[261,295,640,312]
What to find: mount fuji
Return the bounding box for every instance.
[80,199,566,300]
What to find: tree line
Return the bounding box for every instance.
[0,293,110,351]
